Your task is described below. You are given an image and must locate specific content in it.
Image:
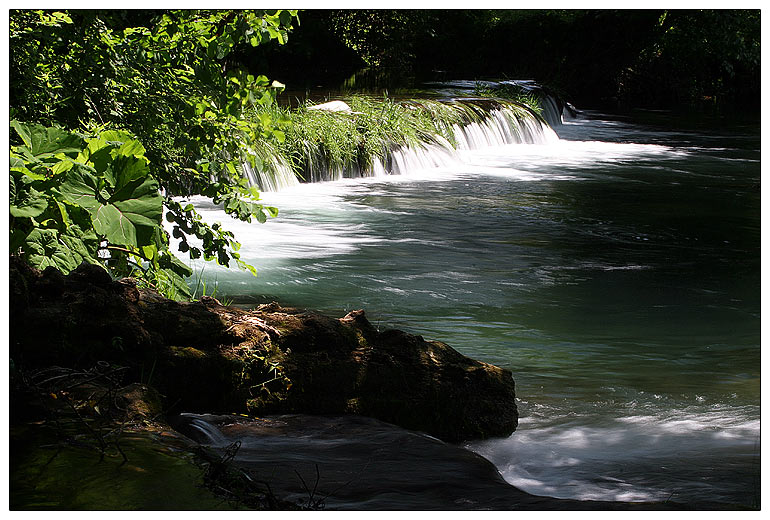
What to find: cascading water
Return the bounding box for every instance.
[452,108,559,151]
[498,79,576,127]
[384,138,459,176]
[170,414,571,510]
[176,413,232,445]
[242,155,300,192]
[245,100,558,192]
[426,79,573,128]
[178,95,759,509]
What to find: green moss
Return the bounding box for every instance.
[169,346,208,359]
[10,424,240,510]
[354,330,369,348]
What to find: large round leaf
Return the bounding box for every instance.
[23,227,99,274]
[9,176,48,218]
[59,166,162,247]
[11,121,84,158]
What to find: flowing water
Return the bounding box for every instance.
[180,109,760,508]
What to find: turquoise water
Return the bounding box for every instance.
[183,111,760,506]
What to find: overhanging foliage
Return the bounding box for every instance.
[9,9,299,298]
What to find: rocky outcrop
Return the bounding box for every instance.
[9,259,518,442]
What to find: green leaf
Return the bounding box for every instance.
[92,204,137,246]
[142,244,158,263]
[10,228,29,253]
[278,10,293,27]
[59,226,100,265]
[10,153,27,173]
[99,129,136,145]
[112,155,150,185]
[159,251,193,277]
[60,166,162,247]
[83,138,117,175]
[59,166,107,212]
[10,184,49,218]
[152,266,192,301]
[236,257,257,277]
[11,121,83,157]
[10,151,45,181]
[54,200,71,227]
[110,176,163,227]
[9,173,16,203]
[115,137,147,157]
[51,156,75,175]
[23,227,95,274]
[10,121,33,148]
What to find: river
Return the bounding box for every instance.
[182,108,760,508]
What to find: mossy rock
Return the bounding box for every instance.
[9,424,240,510]
[10,260,518,442]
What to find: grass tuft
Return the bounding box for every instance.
[243,94,547,188]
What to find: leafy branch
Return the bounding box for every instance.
[9,9,300,299]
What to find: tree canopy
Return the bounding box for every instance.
[261,9,760,112]
[9,9,298,298]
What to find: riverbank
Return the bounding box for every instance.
[9,256,519,442]
[10,409,725,511]
[10,257,518,509]
[9,258,750,510]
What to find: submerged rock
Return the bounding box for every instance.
[174,413,544,510]
[169,413,692,511]
[9,259,517,442]
[9,422,241,511]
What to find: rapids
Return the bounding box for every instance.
[177,107,760,508]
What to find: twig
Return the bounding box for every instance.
[294,464,325,509]
[61,366,127,391]
[60,392,107,459]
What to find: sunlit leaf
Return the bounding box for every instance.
[11,121,83,157]
[10,185,49,218]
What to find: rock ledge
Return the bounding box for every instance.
[10,259,518,442]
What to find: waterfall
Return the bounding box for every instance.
[451,107,559,150]
[249,99,560,192]
[292,140,460,183]
[176,413,230,446]
[538,94,567,126]
[494,79,574,127]
[243,155,300,192]
[385,136,459,176]
[425,79,573,128]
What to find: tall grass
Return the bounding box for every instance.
[281,96,470,181]
[244,94,546,187]
[472,82,545,118]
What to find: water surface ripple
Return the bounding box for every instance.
[184,112,760,507]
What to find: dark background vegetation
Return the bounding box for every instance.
[250,9,760,114]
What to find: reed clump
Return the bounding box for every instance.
[472,82,545,116]
[244,94,544,187]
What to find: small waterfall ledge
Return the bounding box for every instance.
[243,155,301,192]
[246,100,561,192]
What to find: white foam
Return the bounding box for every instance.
[467,407,760,502]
